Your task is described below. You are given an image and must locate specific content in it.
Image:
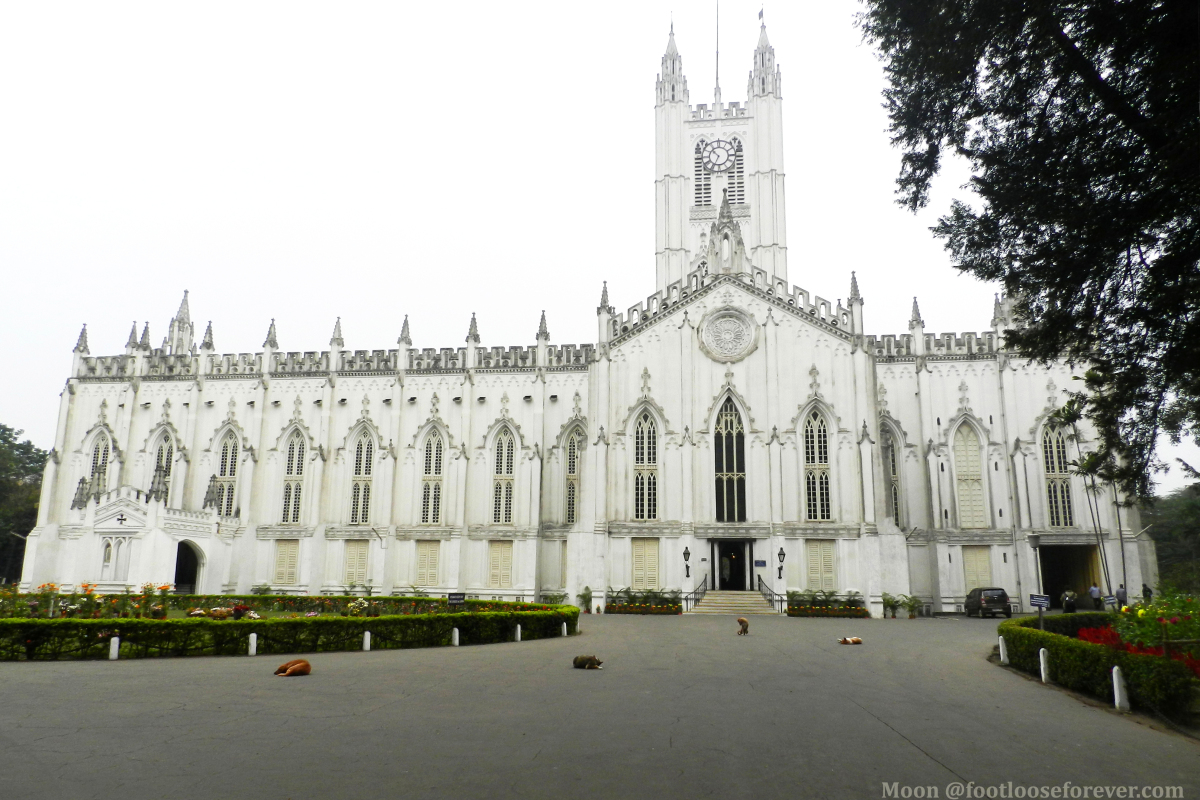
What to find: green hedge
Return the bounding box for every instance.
[788,606,871,618]
[0,607,578,661]
[998,615,1196,717]
[604,604,682,615]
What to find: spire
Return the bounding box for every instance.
[139,323,151,351]
[398,315,411,346]
[330,317,344,349]
[73,324,89,354]
[176,290,190,324]
[909,297,924,328]
[600,281,609,309]
[656,23,688,105]
[201,321,214,350]
[263,319,278,349]
[125,321,139,349]
[748,17,781,98]
[849,272,862,302]
[536,310,550,341]
[465,313,480,344]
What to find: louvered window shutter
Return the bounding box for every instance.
[644,539,659,589]
[807,540,835,590]
[631,539,646,589]
[820,541,835,590]
[500,541,513,588]
[275,540,299,585]
[344,540,368,585]
[489,541,502,588]
[962,546,992,591]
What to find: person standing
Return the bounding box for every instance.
[1115,584,1128,607]
[1142,583,1153,604]
[1061,590,1077,614]
[1088,583,1102,610]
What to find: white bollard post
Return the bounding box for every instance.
[1112,666,1130,712]
[562,622,568,637]
[1039,647,1051,684]
[451,627,459,647]
[515,624,521,642]
[998,635,1009,665]
[108,636,120,661]
[363,631,371,651]
[248,632,257,657]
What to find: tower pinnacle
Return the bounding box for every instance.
[536,310,550,341]
[398,315,411,346]
[749,19,781,97]
[465,313,480,344]
[656,25,688,105]
[73,324,89,354]
[330,317,344,349]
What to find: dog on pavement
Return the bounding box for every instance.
[573,655,604,669]
[274,659,312,676]
[737,617,750,635]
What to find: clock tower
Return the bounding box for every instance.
[654,21,788,293]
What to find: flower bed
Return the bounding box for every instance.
[997,613,1196,717]
[604,603,681,615]
[787,606,871,618]
[0,607,578,661]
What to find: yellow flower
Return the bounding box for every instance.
[1137,609,1146,617]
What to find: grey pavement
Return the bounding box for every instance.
[1,614,1197,800]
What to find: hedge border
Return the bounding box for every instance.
[998,614,1196,717]
[604,604,682,615]
[0,607,579,661]
[788,606,871,618]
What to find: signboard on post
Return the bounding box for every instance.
[754,560,767,568]
[1104,595,1118,606]
[447,593,466,606]
[1029,594,1050,609]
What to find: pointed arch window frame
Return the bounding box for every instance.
[153,433,175,504]
[280,431,306,525]
[802,410,833,522]
[1041,424,1075,528]
[563,427,584,526]
[951,423,988,529]
[714,397,747,522]
[89,433,111,498]
[349,431,374,526]
[214,432,240,518]
[420,430,445,526]
[693,140,712,207]
[633,410,659,521]
[492,428,516,525]
[880,423,904,527]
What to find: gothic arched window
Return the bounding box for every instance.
[421,432,444,525]
[492,429,515,524]
[714,399,746,522]
[155,435,174,498]
[349,433,373,525]
[727,138,745,204]
[953,426,986,528]
[565,430,582,525]
[215,433,238,517]
[1042,426,1074,528]
[804,412,831,521]
[634,412,658,520]
[693,141,712,206]
[281,432,305,524]
[882,429,902,525]
[90,434,110,496]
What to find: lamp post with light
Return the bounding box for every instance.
[1027,533,1044,631]
[683,546,691,579]
[777,547,785,580]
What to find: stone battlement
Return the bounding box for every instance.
[690,101,747,120]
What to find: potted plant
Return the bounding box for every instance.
[900,594,924,619]
[578,586,593,613]
[881,592,901,618]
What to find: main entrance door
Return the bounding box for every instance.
[716,540,750,591]
[1039,545,1101,608]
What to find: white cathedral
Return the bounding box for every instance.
[21,23,1157,614]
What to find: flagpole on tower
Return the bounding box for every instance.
[714,0,721,104]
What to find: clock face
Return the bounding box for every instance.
[702,139,736,172]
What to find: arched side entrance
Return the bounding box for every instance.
[173,541,202,594]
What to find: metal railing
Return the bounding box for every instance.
[682,575,708,613]
[757,575,788,614]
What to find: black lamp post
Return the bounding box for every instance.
[777,547,786,579]
[683,546,691,578]
[1027,533,1044,631]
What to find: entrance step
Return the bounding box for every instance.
[687,590,780,615]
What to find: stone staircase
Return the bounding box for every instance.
[687,590,781,616]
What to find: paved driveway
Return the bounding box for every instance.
[1,614,1196,800]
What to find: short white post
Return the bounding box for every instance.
[998,635,1009,665]
[108,636,120,661]
[1112,666,1130,712]
[363,631,371,651]
[562,622,568,637]
[515,624,521,642]
[451,627,459,647]
[248,632,258,657]
[1039,647,1051,684]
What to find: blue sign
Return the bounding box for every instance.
[1029,593,1050,609]
[1104,596,1118,605]
[754,560,767,567]
[447,593,466,605]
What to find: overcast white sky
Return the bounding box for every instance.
[1,1,1194,493]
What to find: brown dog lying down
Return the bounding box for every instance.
[274,659,312,676]
[737,618,750,635]
[836,637,863,645]
[573,655,603,669]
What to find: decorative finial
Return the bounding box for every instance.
[600,281,610,310]
[139,323,151,351]
[73,324,89,354]
[398,315,412,346]
[330,317,344,349]
[125,322,139,349]
[201,321,214,350]
[849,271,861,301]
[263,319,278,349]
[536,310,550,341]
[176,290,190,321]
[909,297,924,328]
[465,313,480,344]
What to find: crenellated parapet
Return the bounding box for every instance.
[865,331,999,361]
[690,101,747,120]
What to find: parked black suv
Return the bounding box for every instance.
[965,587,1011,618]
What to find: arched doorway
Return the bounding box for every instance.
[173,541,201,594]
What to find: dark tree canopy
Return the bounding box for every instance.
[1140,482,1200,592]
[859,0,1199,498]
[0,425,48,583]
